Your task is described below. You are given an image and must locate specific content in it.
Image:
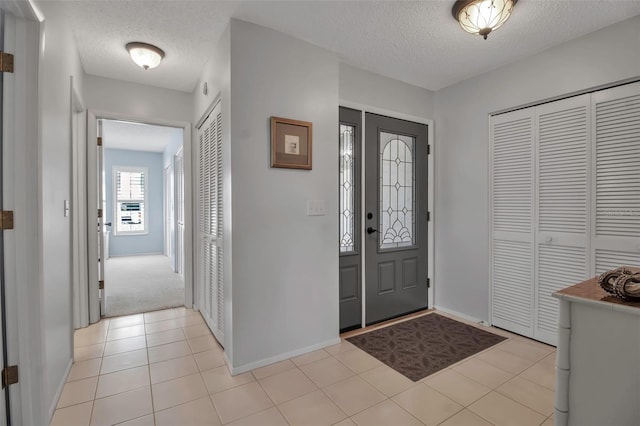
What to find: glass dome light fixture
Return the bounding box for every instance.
[452,0,517,40]
[126,42,165,70]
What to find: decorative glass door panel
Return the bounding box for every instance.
[379,132,415,250]
[340,124,356,254]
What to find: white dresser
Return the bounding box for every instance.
[553,270,640,426]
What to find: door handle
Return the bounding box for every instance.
[367,227,378,234]
[105,222,112,227]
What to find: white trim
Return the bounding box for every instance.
[108,252,164,258]
[86,110,194,315]
[339,101,436,328]
[229,337,341,375]
[47,359,72,421]
[434,305,486,326]
[70,76,89,330]
[196,94,222,130]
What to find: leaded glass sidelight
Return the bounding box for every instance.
[380,132,415,249]
[340,124,356,253]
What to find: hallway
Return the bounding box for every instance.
[52,309,556,426]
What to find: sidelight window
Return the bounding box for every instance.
[340,124,356,253]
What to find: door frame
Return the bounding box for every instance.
[2,4,46,425]
[86,110,193,318]
[339,101,435,328]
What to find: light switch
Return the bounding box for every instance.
[64,200,70,217]
[307,200,325,216]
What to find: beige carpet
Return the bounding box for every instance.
[104,255,184,317]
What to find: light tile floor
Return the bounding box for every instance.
[51,308,556,426]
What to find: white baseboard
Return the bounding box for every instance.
[49,358,73,422]
[229,337,341,376]
[434,305,489,326]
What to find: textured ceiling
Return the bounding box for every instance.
[39,1,640,92]
[102,120,183,152]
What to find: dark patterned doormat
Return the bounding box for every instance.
[347,313,507,381]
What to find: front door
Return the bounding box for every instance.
[364,113,428,325]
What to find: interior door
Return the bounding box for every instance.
[364,113,428,325]
[338,107,362,331]
[0,9,9,424]
[97,119,106,315]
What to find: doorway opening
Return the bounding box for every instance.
[99,119,185,317]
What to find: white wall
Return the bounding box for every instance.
[35,2,85,419]
[229,19,340,370]
[339,63,435,118]
[83,74,193,123]
[434,15,640,321]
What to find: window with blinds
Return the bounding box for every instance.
[114,166,148,235]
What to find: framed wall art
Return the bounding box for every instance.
[270,116,312,170]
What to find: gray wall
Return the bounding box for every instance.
[229,19,340,370]
[433,15,640,321]
[339,62,435,118]
[105,149,164,256]
[36,3,85,419]
[84,74,193,123]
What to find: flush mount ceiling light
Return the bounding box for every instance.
[452,0,517,40]
[126,42,165,70]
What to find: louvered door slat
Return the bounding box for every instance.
[595,249,640,274]
[536,244,586,344]
[595,90,640,238]
[538,103,588,234]
[492,240,533,332]
[492,115,533,233]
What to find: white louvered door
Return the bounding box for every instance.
[534,95,590,345]
[491,81,640,345]
[490,109,535,337]
[592,83,640,274]
[197,102,224,345]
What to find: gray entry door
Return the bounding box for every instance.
[365,113,428,325]
[338,107,362,331]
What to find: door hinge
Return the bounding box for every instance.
[97,137,103,146]
[0,52,14,74]
[0,211,14,230]
[98,208,103,218]
[2,365,18,388]
[427,211,431,222]
[427,278,431,288]
[427,144,431,155]
[99,280,104,290]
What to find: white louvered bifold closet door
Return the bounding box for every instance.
[490,108,535,337]
[534,95,590,345]
[592,82,640,274]
[197,102,224,345]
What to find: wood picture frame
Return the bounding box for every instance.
[270,116,312,170]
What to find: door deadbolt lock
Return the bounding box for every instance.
[367,212,373,220]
